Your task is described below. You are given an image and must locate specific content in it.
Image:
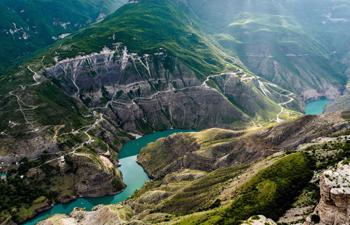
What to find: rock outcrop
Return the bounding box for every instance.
[305,163,350,225]
[241,215,277,225]
[44,47,290,133]
[37,205,132,225]
[138,113,350,179]
[72,155,125,198]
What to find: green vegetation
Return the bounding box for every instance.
[35,81,88,127]
[307,139,350,170]
[223,152,314,224]
[342,111,350,120]
[0,147,123,223]
[0,158,53,222]
[46,0,237,77]
[0,0,125,74]
[159,166,247,214]
[174,153,314,225]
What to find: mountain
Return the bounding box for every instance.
[181,0,350,100]
[1,0,349,224]
[39,112,350,225]
[0,0,296,223]
[0,0,127,73]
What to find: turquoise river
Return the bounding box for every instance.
[24,129,191,225]
[304,98,330,115]
[23,99,329,224]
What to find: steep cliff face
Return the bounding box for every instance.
[0,1,296,223]
[43,46,290,133]
[305,163,350,225]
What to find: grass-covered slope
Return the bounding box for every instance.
[174,153,314,225]
[43,0,237,77]
[5,0,288,127]
[182,0,348,98]
[223,12,345,94]
[0,0,127,74]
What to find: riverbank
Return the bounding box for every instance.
[23,129,191,225]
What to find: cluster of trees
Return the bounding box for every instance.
[0,158,56,222]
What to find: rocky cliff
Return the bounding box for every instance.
[37,112,350,225]
[305,162,350,225]
[44,46,292,133]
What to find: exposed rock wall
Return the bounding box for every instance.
[72,155,124,198]
[241,215,277,225]
[44,47,287,133]
[305,163,350,225]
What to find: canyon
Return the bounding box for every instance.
[0,0,350,224]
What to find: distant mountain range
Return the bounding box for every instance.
[182,0,350,100]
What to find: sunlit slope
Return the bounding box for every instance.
[182,0,348,99]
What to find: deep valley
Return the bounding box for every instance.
[0,1,349,225]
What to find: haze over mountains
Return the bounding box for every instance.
[184,0,350,100]
[0,0,349,225]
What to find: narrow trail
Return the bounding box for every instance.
[203,71,295,123]
[34,112,105,168]
[27,66,42,86]
[4,66,45,132]
[276,93,294,123]
[4,64,107,168]
[259,80,295,123]
[107,69,295,124]
[9,91,32,126]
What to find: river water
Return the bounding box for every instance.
[24,129,190,225]
[21,99,331,224]
[304,98,330,115]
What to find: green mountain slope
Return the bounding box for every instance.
[182,0,349,100]
[36,0,291,125]
[0,0,127,74]
[42,0,237,77]
[0,0,298,223]
[38,113,350,225]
